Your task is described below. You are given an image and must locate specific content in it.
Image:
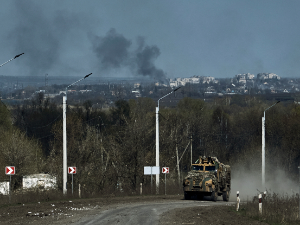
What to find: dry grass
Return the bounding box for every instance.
[241,191,300,224]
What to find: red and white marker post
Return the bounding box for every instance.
[68,167,76,195]
[162,167,169,195]
[236,191,240,211]
[5,166,15,203]
[259,194,262,214]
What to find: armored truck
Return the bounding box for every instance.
[183,156,231,201]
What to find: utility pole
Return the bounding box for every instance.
[156,87,181,194]
[176,143,180,187]
[63,73,92,195]
[190,134,193,165]
[262,101,280,188]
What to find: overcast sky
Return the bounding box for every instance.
[0,0,299,80]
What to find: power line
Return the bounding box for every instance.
[26,114,62,129]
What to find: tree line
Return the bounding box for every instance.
[1,94,299,193]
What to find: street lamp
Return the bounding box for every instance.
[262,101,280,188]
[63,73,92,195]
[0,53,24,68]
[156,87,181,194]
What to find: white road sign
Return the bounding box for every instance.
[144,166,160,175]
[5,166,15,175]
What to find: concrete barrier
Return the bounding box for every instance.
[0,182,9,195]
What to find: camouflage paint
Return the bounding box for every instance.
[183,156,231,200]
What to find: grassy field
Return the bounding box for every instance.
[238,192,300,225]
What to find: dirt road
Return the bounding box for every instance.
[73,200,232,225]
[0,195,268,225]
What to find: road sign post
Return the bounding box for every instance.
[9,175,11,203]
[162,167,169,195]
[5,166,15,203]
[68,167,76,195]
[144,166,160,195]
[151,173,153,194]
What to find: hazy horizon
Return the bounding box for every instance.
[0,0,299,80]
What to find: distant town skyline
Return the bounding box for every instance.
[0,0,299,79]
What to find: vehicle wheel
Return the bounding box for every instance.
[222,191,230,201]
[184,192,191,200]
[211,191,218,201]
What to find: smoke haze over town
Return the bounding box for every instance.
[0,0,300,79]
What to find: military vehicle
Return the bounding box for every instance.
[183,156,231,201]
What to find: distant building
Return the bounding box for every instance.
[155,82,168,87]
[235,73,255,84]
[200,76,216,84]
[187,76,200,84]
[134,83,141,88]
[79,90,92,93]
[132,90,141,97]
[257,73,280,80]
[35,90,46,94]
[169,75,217,87]
[169,78,186,87]
[169,80,178,88]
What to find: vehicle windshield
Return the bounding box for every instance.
[192,165,203,171]
[205,166,216,171]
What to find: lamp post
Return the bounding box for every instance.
[262,101,280,189]
[156,87,181,194]
[63,73,92,195]
[0,53,24,68]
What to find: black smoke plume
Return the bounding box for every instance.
[7,1,86,76]
[92,29,131,69]
[135,36,166,81]
[8,1,59,75]
[92,29,167,82]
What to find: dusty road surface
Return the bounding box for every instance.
[73,200,232,225]
[0,195,268,225]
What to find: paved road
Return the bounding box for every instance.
[73,200,234,225]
